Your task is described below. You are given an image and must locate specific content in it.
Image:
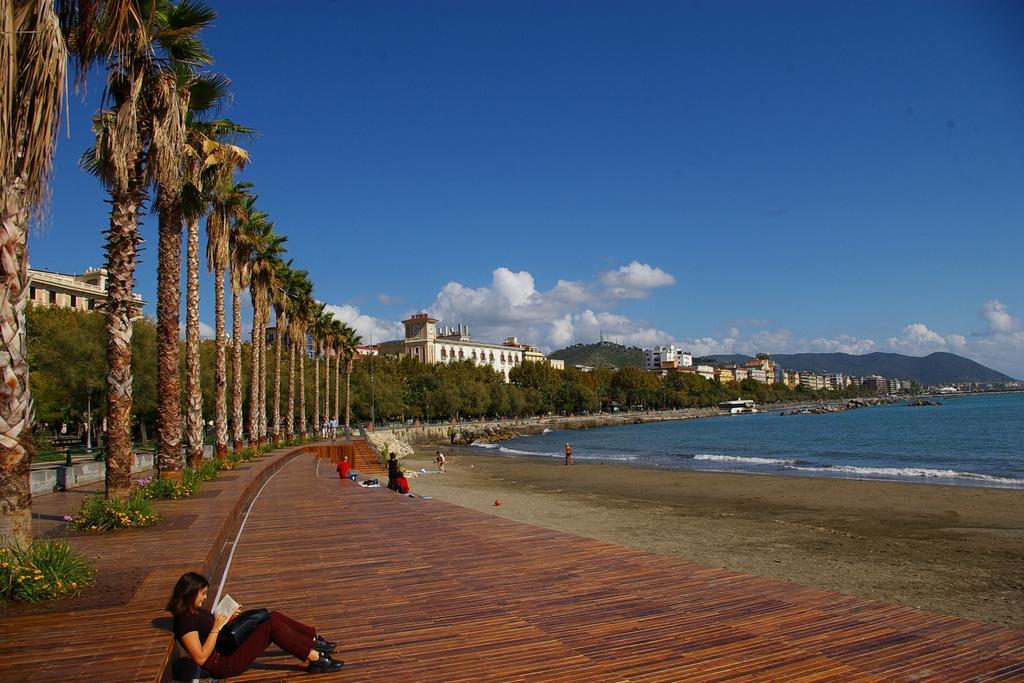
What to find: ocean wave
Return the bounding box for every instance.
[497,446,562,457]
[470,441,501,449]
[693,454,800,466]
[786,464,1024,486]
[542,428,553,433]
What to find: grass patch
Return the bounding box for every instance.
[0,541,96,603]
[68,491,158,531]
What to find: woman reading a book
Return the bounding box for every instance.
[167,572,343,676]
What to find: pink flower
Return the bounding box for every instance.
[62,514,73,521]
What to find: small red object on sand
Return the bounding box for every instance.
[494,500,502,506]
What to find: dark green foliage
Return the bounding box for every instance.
[27,305,157,438]
[548,341,644,369]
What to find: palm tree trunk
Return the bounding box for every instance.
[272,312,282,443]
[155,201,183,476]
[213,268,228,458]
[0,183,33,546]
[324,350,332,422]
[313,343,320,440]
[345,358,353,429]
[184,217,203,465]
[248,294,259,447]
[231,285,244,452]
[298,330,306,437]
[334,352,341,424]
[287,336,296,437]
[105,186,143,499]
[257,304,268,444]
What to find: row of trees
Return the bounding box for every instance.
[24,306,894,442]
[336,355,879,424]
[1,1,362,548]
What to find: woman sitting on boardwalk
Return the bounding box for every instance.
[167,572,343,677]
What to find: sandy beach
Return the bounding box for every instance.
[402,446,1024,628]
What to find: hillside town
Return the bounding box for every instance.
[639,344,917,393]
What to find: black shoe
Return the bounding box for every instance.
[313,635,336,654]
[308,655,344,673]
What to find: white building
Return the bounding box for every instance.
[644,345,693,371]
[27,266,146,316]
[378,314,564,380]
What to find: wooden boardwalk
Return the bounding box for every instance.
[3,443,1023,682]
[224,453,1024,682]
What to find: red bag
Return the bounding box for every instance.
[338,460,350,479]
[396,476,410,494]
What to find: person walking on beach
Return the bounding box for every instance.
[564,442,574,465]
[435,450,446,472]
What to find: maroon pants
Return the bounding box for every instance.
[203,611,316,678]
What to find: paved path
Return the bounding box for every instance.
[4,443,1023,682]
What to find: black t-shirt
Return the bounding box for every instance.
[173,608,214,646]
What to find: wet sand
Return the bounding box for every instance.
[404,447,1024,627]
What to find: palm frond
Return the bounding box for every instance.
[3,0,68,211]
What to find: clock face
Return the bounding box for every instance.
[410,323,422,336]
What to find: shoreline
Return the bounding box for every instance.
[402,447,1024,628]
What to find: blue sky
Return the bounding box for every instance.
[35,1,1024,377]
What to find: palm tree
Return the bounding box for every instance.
[86,0,214,499]
[206,179,251,458]
[228,195,265,451]
[311,304,331,438]
[328,319,344,426]
[270,261,293,443]
[281,268,310,438]
[339,324,362,431]
[0,0,67,545]
[156,70,248,472]
[292,279,314,438]
[183,114,250,466]
[245,222,285,445]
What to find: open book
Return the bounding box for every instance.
[214,593,240,618]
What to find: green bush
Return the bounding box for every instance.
[0,541,96,603]
[68,491,158,531]
[196,460,219,481]
[140,467,203,500]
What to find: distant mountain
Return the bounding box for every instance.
[696,351,1015,385]
[549,342,644,369]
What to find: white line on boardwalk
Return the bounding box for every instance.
[212,452,304,608]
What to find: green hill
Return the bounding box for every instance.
[549,341,644,369]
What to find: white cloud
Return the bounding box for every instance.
[981,300,1017,334]
[807,335,878,355]
[198,321,215,340]
[323,303,404,344]
[426,263,678,350]
[886,323,973,356]
[600,261,676,298]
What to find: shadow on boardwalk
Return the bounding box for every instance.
[3,443,1024,682]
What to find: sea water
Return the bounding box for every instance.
[474,392,1024,489]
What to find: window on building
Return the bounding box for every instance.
[29,286,36,301]
[49,290,57,304]
[70,295,77,308]
[88,299,96,310]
